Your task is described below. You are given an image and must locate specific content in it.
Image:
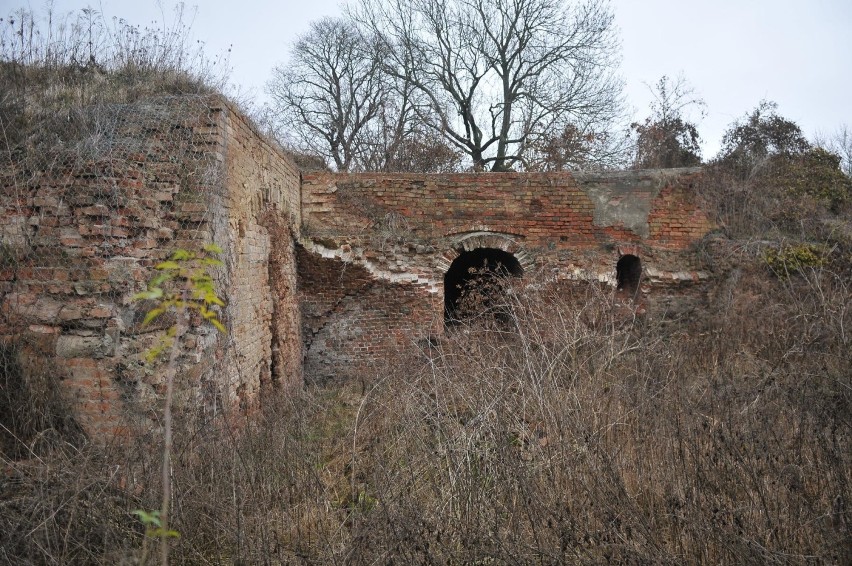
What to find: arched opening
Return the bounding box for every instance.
[616,254,642,297]
[444,248,523,326]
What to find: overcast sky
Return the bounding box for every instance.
[5,0,851,158]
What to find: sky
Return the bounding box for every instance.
[4,0,851,158]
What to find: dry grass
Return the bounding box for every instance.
[336,270,850,564]
[2,258,849,564]
[0,4,231,162]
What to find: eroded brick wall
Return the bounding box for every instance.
[297,169,715,382]
[213,100,303,402]
[297,246,439,383]
[302,170,711,249]
[0,96,302,441]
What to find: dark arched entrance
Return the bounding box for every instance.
[616,254,642,297]
[444,248,523,326]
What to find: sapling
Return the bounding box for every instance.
[133,243,226,565]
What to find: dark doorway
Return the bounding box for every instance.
[444,248,523,326]
[616,254,642,297]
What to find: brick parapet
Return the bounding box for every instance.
[301,168,710,249]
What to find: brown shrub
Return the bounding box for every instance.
[336,269,851,563]
[2,263,850,563]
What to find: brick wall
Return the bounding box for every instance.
[213,99,303,402]
[297,246,439,383]
[297,168,715,382]
[0,96,302,441]
[302,169,711,248]
[0,92,721,430]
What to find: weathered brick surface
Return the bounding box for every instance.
[302,169,710,248]
[0,96,302,440]
[297,168,715,382]
[212,100,303,403]
[1,93,720,429]
[297,246,438,382]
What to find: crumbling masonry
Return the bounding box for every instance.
[0,97,715,440]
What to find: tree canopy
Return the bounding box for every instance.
[631,75,705,169]
[268,0,623,172]
[715,100,810,175]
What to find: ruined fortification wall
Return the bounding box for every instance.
[0,92,722,430]
[302,170,711,248]
[212,99,302,400]
[297,246,439,382]
[298,170,715,381]
[0,96,301,441]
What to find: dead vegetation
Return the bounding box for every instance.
[1,254,850,563]
[0,4,230,164]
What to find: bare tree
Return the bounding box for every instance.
[525,122,631,171]
[814,125,852,178]
[266,17,386,172]
[631,75,705,169]
[267,17,459,172]
[353,0,622,171]
[355,78,463,172]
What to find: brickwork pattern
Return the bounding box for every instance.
[214,101,303,404]
[297,246,438,382]
[297,168,715,382]
[0,96,302,440]
[302,169,709,249]
[647,183,716,249]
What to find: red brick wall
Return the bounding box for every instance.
[0,96,302,441]
[302,169,711,250]
[297,246,439,382]
[296,168,715,382]
[647,183,716,249]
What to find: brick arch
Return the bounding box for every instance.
[443,247,523,326]
[436,231,535,273]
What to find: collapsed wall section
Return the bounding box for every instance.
[0,96,301,444]
[297,247,439,383]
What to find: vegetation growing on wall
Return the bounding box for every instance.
[699,101,852,247]
[0,4,232,159]
[631,75,705,169]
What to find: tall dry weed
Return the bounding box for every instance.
[334,270,850,563]
[1,260,849,564]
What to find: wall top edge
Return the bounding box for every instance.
[301,167,704,182]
